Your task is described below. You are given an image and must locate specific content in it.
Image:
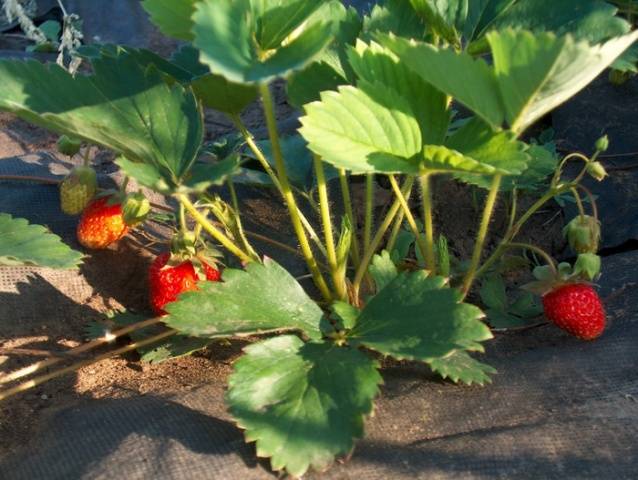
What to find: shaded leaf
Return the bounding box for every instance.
[142,0,198,41]
[0,55,203,192]
[166,258,324,340]
[331,301,360,330]
[369,250,398,292]
[0,214,83,269]
[429,350,496,385]
[350,272,492,361]
[362,0,425,40]
[227,335,381,477]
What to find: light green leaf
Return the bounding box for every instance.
[369,250,398,292]
[380,34,504,129]
[409,0,465,47]
[192,0,335,84]
[429,350,496,386]
[139,335,213,364]
[142,0,198,41]
[165,258,324,340]
[488,29,638,133]
[227,335,381,477]
[252,0,325,50]
[116,157,171,193]
[444,116,529,174]
[348,40,450,144]
[299,84,422,174]
[350,272,492,361]
[0,55,203,192]
[0,214,83,269]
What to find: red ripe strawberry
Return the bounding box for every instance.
[77,196,129,249]
[542,283,606,340]
[149,252,221,315]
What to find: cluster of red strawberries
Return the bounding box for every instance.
[58,137,221,316]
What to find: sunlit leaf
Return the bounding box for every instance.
[429,350,496,385]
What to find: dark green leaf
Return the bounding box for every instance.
[138,335,213,364]
[362,0,425,40]
[350,271,492,361]
[227,335,381,477]
[166,258,324,340]
[0,214,83,269]
[369,250,398,292]
[178,155,241,193]
[479,274,507,311]
[0,55,203,192]
[142,0,198,41]
[429,350,496,386]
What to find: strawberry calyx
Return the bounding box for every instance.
[94,189,149,227]
[167,232,223,282]
[522,253,601,296]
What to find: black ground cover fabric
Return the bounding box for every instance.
[1,247,637,479]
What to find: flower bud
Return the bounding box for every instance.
[587,161,608,181]
[57,135,82,156]
[595,135,609,152]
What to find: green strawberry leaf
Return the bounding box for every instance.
[362,0,426,40]
[165,258,324,340]
[227,335,382,477]
[488,29,638,133]
[380,33,504,129]
[0,54,203,193]
[348,40,450,144]
[331,301,360,331]
[192,0,335,84]
[0,214,83,269]
[409,0,464,47]
[428,350,496,386]
[369,250,398,293]
[299,84,422,174]
[350,271,492,361]
[177,154,241,193]
[486,309,539,329]
[138,335,213,364]
[479,274,508,311]
[141,0,198,41]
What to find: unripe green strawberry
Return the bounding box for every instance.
[563,215,600,254]
[59,166,98,215]
[542,283,606,340]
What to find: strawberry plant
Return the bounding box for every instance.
[0,0,636,476]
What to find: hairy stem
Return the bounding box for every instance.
[419,174,437,273]
[231,114,327,259]
[461,174,502,297]
[314,154,345,299]
[353,177,415,301]
[338,169,361,269]
[389,175,428,265]
[178,194,254,264]
[259,83,332,302]
[363,174,374,251]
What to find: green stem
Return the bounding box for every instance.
[461,174,502,297]
[338,168,361,269]
[386,209,406,254]
[120,175,130,193]
[419,174,437,273]
[363,174,374,251]
[571,187,586,220]
[473,183,572,281]
[177,194,253,264]
[506,242,558,276]
[178,202,187,233]
[353,177,414,301]
[259,83,332,302]
[389,175,428,266]
[231,114,328,259]
[314,154,345,299]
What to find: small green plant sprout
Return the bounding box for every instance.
[0,0,635,476]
